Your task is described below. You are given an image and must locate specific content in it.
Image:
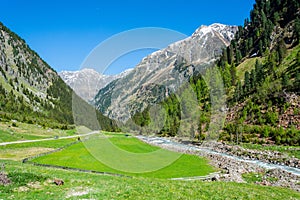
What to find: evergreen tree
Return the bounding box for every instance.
[282,73,290,88]
[244,71,251,93]
[227,46,234,64]
[294,18,300,43]
[236,50,242,64]
[250,69,256,88]
[277,39,287,63]
[259,40,264,56]
[255,60,263,84]
[230,64,237,86]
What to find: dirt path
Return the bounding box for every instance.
[0,131,99,146]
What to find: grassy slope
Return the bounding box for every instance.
[236,57,264,82]
[0,138,76,161]
[0,121,76,143]
[0,121,79,160]
[32,134,215,178]
[0,160,299,200]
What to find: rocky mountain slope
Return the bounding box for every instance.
[94,23,237,122]
[0,22,117,130]
[0,22,70,126]
[59,68,132,102]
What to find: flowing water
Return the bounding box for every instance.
[137,136,300,176]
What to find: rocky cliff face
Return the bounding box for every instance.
[94,23,237,122]
[59,68,133,102]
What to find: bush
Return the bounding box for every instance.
[266,111,278,126]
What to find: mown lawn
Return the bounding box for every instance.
[0,160,299,200]
[32,133,215,178]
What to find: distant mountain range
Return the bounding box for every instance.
[59,68,133,102]
[93,23,237,121]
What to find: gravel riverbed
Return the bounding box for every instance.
[137,136,300,192]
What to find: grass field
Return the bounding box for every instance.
[0,138,76,161]
[0,121,77,143]
[236,57,264,82]
[1,131,299,199]
[32,133,215,178]
[0,160,299,200]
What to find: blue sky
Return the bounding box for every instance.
[1,0,255,74]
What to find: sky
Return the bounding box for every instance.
[0,0,255,75]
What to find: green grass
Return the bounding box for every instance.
[32,134,215,178]
[242,172,279,184]
[0,129,46,142]
[0,131,299,199]
[278,44,300,76]
[242,172,264,183]
[108,134,159,153]
[0,160,299,200]
[0,138,76,149]
[240,143,300,159]
[236,57,263,82]
[0,121,77,143]
[0,138,76,161]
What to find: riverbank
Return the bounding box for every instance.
[137,136,300,192]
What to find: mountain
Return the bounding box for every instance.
[59,68,133,102]
[216,0,300,145]
[0,22,118,131]
[142,0,300,142]
[94,23,237,122]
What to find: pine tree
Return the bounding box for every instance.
[230,64,237,86]
[244,71,251,93]
[234,81,243,101]
[294,18,300,43]
[277,39,287,63]
[227,46,234,64]
[282,73,290,88]
[255,59,264,84]
[236,50,242,64]
[250,69,256,88]
[259,40,264,56]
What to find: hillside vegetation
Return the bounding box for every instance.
[0,160,299,199]
[0,22,118,131]
[132,0,300,146]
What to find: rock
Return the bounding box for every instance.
[137,136,300,192]
[0,172,11,185]
[95,24,238,122]
[53,179,64,186]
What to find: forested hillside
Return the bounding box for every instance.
[132,0,300,145]
[0,22,118,131]
[217,0,300,145]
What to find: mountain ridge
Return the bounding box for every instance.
[0,21,118,131]
[59,68,133,101]
[94,23,237,122]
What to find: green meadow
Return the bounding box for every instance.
[0,160,299,200]
[32,133,215,178]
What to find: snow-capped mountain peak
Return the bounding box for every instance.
[59,68,133,101]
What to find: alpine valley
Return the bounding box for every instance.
[0,0,300,199]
